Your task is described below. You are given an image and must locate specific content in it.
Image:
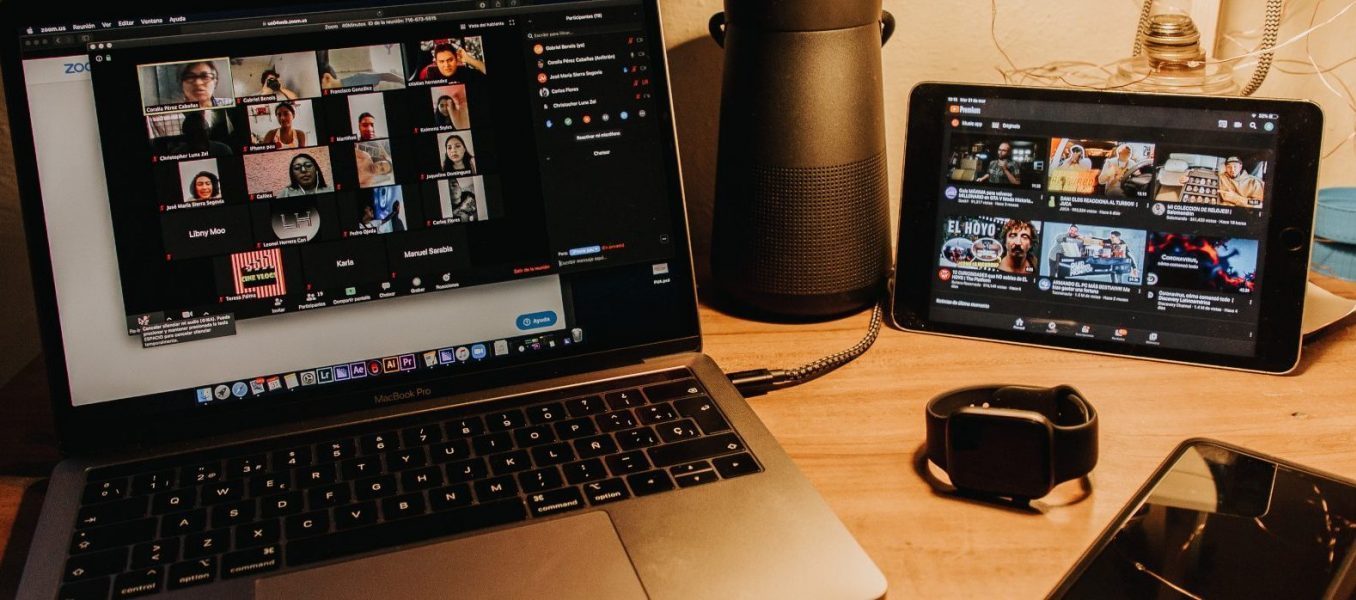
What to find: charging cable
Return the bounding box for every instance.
[726,301,884,397]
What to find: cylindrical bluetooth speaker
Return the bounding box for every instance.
[708,1,894,320]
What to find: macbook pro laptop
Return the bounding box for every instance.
[0,0,886,598]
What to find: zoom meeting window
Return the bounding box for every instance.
[20,1,676,406]
[930,97,1278,356]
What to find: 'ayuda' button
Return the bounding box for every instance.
[516,311,558,330]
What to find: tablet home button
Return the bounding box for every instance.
[1279,227,1309,252]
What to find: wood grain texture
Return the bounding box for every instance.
[0,276,1353,596]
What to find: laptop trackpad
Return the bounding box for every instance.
[255,511,647,599]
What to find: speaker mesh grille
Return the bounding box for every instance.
[735,152,889,295]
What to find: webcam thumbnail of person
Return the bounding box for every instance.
[351,185,408,234]
[229,248,288,298]
[1146,233,1258,294]
[230,52,323,103]
[139,58,236,115]
[429,84,471,130]
[318,46,407,93]
[348,93,390,141]
[145,108,244,157]
[938,216,1042,275]
[406,37,487,84]
[1047,139,1156,198]
[946,134,1045,188]
[177,158,225,203]
[246,100,318,149]
[436,131,478,175]
[1147,148,1269,209]
[356,140,397,189]
[433,176,488,223]
[1041,222,1147,285]
[243,147,335,199]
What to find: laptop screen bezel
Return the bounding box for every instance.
[0,0,702,455]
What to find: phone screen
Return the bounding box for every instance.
[1054,441,1356,599]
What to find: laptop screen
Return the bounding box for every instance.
[9,0,695,416]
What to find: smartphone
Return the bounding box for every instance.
[1048,439,1356,599]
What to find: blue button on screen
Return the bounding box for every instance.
[516,311,558,330]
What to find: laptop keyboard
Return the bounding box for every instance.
[58,371,762,599]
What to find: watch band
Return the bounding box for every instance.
[926,384,1098,486]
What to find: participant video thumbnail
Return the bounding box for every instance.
[229,248,288,298]
[249,195,335,246]
[431,176,489,223]
[146,109,245,157]
[139,59,237,114]
[178,158,225,203]
[244,148,335,199]
[406,37,487,84]
[230,52,322,102]
[429,84,471,130]
[1148,148,1269,208]
[938,216,1042,275]
[437,132,478,175]
[945,134,1045,188]
[1041,222,1146,285]
[355,140,397,189]
[1047,139,1156,198]
[318,46,407,93]
[1147,233,1258,293]
[348,93,390,141]
[349,185,408,234]
[246,100,318,149]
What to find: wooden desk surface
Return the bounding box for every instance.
[2,275,1354,597]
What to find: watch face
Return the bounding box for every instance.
[946,409,1054,499]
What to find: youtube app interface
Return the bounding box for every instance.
[19,0,686,408]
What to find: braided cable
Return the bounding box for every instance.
[781,301,883,385]
[1240,0,1284,96]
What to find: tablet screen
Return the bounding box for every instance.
[923,93,1283,357]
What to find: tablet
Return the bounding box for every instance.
[892,83,1323,373]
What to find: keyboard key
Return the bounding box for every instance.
[430,439,472,463]
[446,457,489,483]
[582,479,630,506]
[82,479,126,504]
[647,433,746,468]
[474,476,519,502]
[307,483,352,509]
[670,461,713,477]
[64,548,127,581]
[526,402,567,424]
[183,528,229,559]
[518,467,564,493]
[565,395,607,417]
[359,432,399,455]
[472,432,513,456]
[129,539,179,570]
[248,472,292,497]
[224,454,268,479]
[334,501,378,530]
[488,450,532,476]
[221,544,282,579]
[605,451,651,476]
[339,457,382,481]
[400,466,444,492]
[676,471,720,488]
[627,470,676,496]
[384,447,428,472]
[131,472,177,496]
[530,442,575,467]
[658,419,702,443]
[604,389,646,410]
[285,511,331,539]
[445,416,484,438]
[210,500,255,528]
[199,481,244,505]
[638,403,679,425]
[429,484,473,511]
[554,417,598,440]
[616,427,660,451]
[166,557,216,590]
[513,425,556,448]
[527,487,586,518]
[77,496,147,529]
[643,379,703,402]
[355,475,398,501]
[563,459,607,485]
[71,519,157,555]
[674,396,731,434]
[233,520,280,548]
[485,409,526,432]
[160,510,207,537]
[112,566,162,598]
[259,492,304,519]
[402,425,443,447]
[713,453,763,479]
[272,447,313,469]
[296,463,338,489]
[317,439,357,463]
[381,493,428,520]
[574,435,619,459]
[181,462,222,486]
[287,501,527,567]
[151,489,195,515]
[58,577,109,600]
[597,411,638,432]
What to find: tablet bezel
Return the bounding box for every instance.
[892,82,1322,374]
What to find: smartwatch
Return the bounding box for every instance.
[926,384,1098,500]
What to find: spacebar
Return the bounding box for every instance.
[286,500,528,567]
